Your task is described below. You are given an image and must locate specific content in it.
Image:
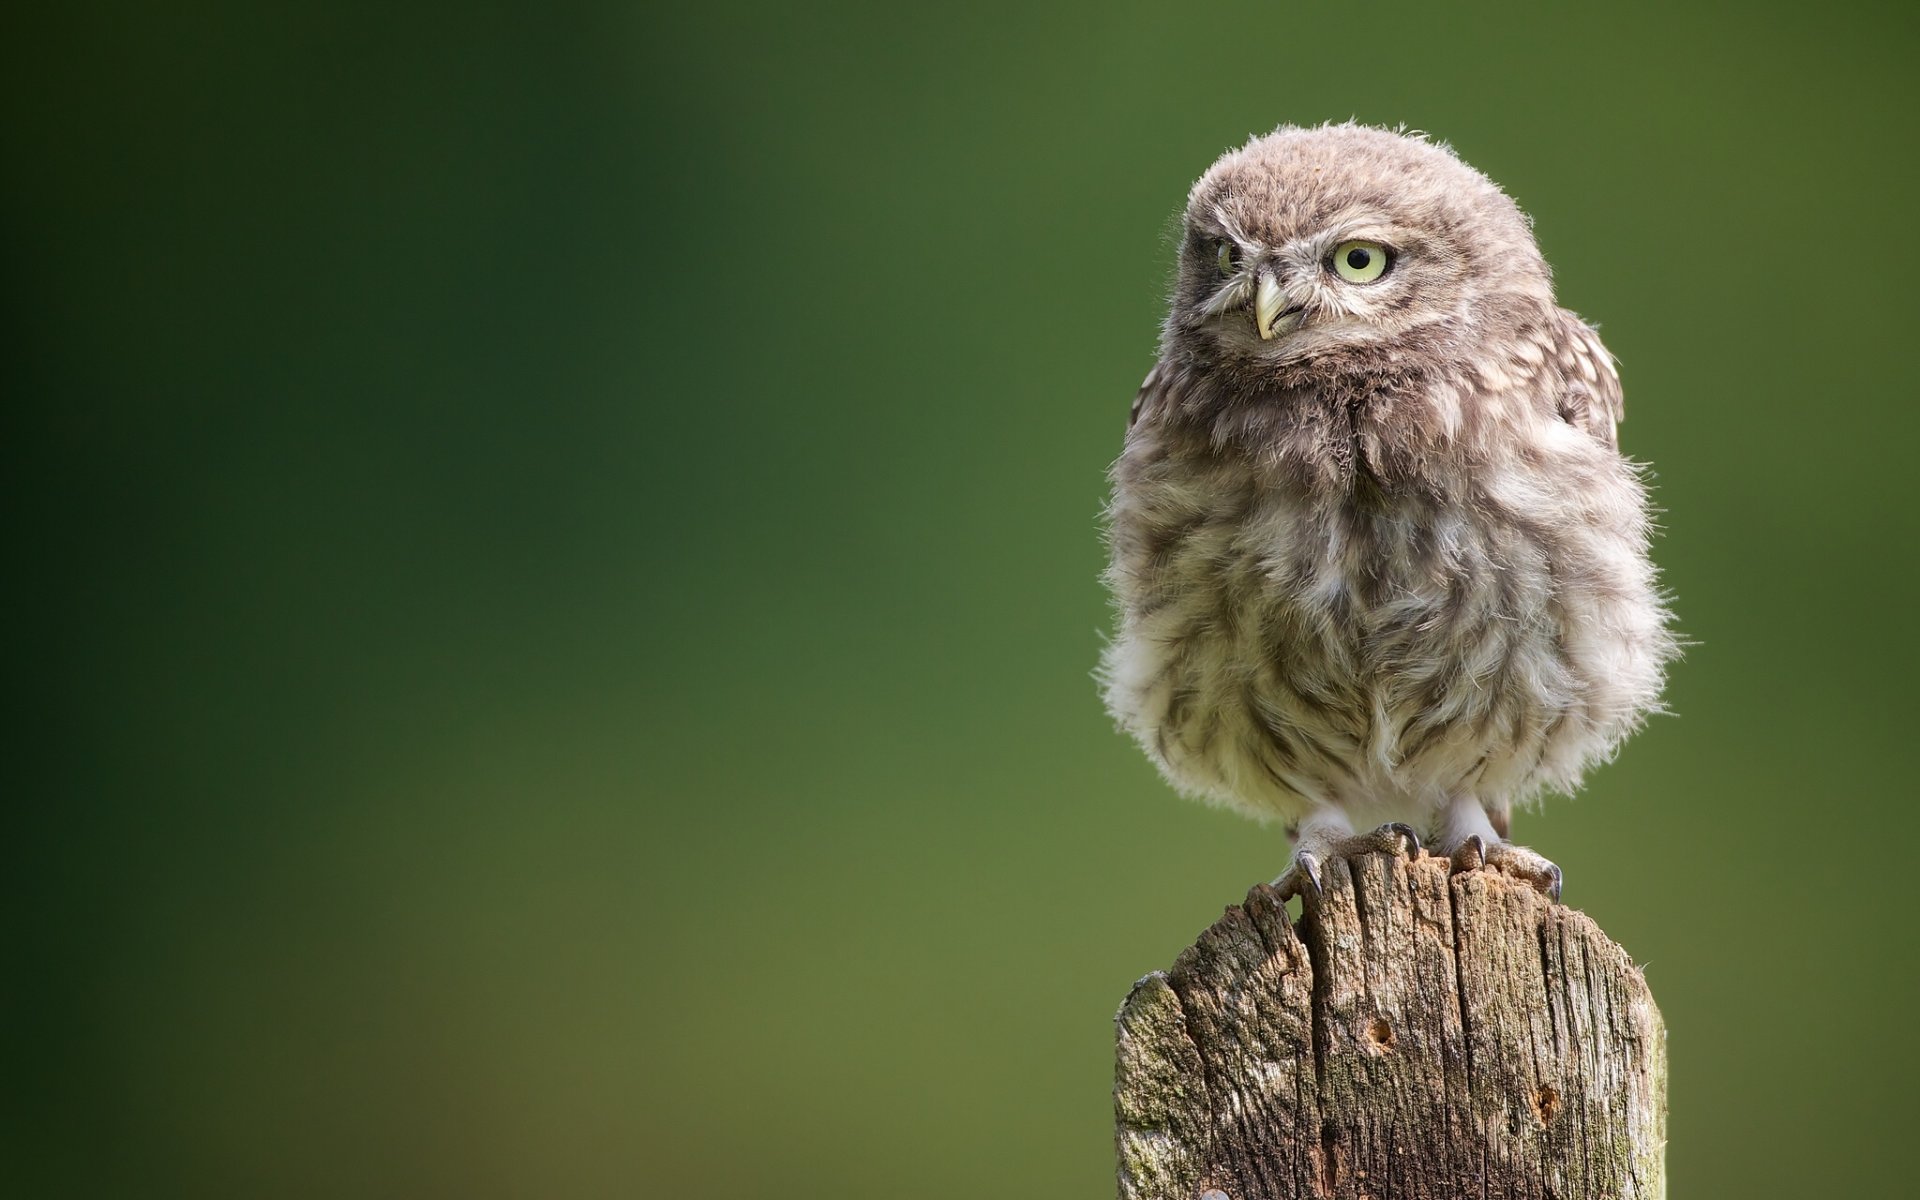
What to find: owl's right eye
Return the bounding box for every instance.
[1214,240,1240,275]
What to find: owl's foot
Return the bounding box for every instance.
[1275,822,1422,901]
[1347,821,1423,860]
[1448,834,1563,902]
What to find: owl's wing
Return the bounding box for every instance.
[1128,359,1171,429]
[1550,311,1624,449]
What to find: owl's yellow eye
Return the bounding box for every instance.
[1331,240,1390,283]
[1215,240,1240,275]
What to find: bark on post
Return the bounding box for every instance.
[1115,852,1665,1199]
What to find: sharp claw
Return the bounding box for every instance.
[1546,865,1564,903]
[1380,822,1422,858]
[1450,834,1487,873]
[1277,851,1323,902]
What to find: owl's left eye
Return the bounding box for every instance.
[1215,240,1241,275]
[1330,240,1391,283]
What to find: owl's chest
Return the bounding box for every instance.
[1120,478,1552,777]
[1124,478,1501,657]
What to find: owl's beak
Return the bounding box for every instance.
[1254,272,1292,341]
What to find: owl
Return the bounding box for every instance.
[1100,124,1676,899]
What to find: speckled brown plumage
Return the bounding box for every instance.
[1100,124,1677,897]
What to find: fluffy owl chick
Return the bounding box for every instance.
[1101,124,1676,900]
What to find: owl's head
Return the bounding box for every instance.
[1168,124,1552,369]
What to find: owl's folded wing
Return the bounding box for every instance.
[1128,359,1171,429]
[1550,311,1625,449]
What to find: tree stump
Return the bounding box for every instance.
[1115,852,1664,1200]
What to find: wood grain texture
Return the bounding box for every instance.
[1115,853,1664,1200]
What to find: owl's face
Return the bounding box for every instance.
[1169,125,1554,370]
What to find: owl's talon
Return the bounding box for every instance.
[1450,834,1487,873]
[1377,822,1422,859]
[1275,851,1323,903]
[1331,822,1422,860]
[1446,837,1563,901]
[1483,841,1564,902]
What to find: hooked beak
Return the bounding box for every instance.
[1254,271,1300,341]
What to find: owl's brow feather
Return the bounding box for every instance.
[1207,204,1255,248]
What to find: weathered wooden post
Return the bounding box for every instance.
[1115,852,1664,1199]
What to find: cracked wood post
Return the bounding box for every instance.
[1115,852,1665,1200]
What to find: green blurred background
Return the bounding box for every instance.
[9,1,1918,1195]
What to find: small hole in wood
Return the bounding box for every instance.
[1366,1016,1394,1049]
[1532,1083,1562,1124]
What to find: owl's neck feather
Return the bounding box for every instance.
[1158,301,1555,498]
